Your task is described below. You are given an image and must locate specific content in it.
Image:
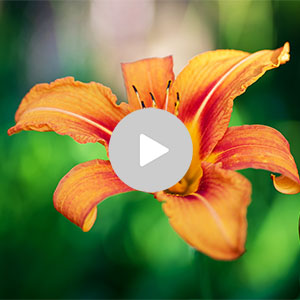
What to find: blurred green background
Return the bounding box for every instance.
[1,0,300,298]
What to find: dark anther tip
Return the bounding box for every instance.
[167,80,171,89]
[149,92,155,100]
[132,85,138,93]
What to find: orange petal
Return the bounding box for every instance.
[169,43,290,159]
[208,125,300,194]
[122,56,175,109]
[54,159,133,231]
[155,162,251,260]
[8,77,131,146]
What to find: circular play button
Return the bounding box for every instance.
[108,108,193,193]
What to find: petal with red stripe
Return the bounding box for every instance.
[208,125,300,194]
[169,43,290,160]
[155,162,252,260]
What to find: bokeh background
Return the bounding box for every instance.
[1,0,300,298]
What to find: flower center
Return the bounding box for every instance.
[166,170,203,195]
[132,83,199,195]
[167,153,203,195]
[167,121,203,195]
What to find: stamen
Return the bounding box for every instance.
[174,92,180,116]
[149,92,156,107]
[164,80,172,110]
[132,85,145,109]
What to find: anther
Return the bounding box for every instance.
[167,80,171,90]
[164,80,172,110]
[132,85,138,93]
[174,92,180,116]
[132,85,145,109]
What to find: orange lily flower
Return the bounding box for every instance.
[8,42,300,260]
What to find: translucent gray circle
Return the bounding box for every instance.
[109,108,193,193]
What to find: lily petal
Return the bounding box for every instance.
[170,43,290,160]
[155,162,251,260]
[122,56,175,109]
[8,77,131,146]
[208,125,300,194]
[54,159,133,231]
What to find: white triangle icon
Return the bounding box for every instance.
[139,134,169,167]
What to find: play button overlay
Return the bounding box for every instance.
[139,134,169,167]
[109,108,193,193]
